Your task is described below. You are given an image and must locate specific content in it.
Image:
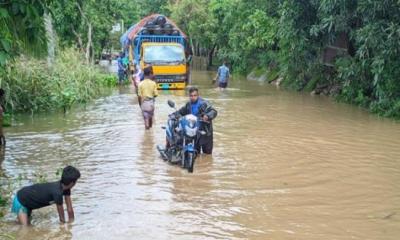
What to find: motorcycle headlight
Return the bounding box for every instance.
[185,126,198,137]
[188,121,196,128]
[185,115,197,126]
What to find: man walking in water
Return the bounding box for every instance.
[215,61,230,90]
[117,52,127,84]
[0,88,5,145]
[138,66,158,130]
[176,87,217,154]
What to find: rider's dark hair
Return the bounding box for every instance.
[61,166,81,185]
[144,66,153,76]
[188,87,198,94]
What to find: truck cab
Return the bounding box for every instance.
[140,42,188,90]
[122,14,191,90]
[131,35,190,90]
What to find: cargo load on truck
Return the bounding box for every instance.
[120,14,192,90]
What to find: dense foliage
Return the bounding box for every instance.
[166,0,400,118]
[1,48,115,113]
[1,0,140,64]
[0,0,52,66]
[50,0,140,60]
[0,0,122,114]
[1,0,399,118]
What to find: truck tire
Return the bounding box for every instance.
[145,24,155,29]
[163,23,173,29]
[155,15,166,26]
[163,24,173,35]
[153,26,163,35]
[146,21,155,26]
[140,29,150,35]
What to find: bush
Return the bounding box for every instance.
[0,48,115,113]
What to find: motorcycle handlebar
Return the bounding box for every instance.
[198,119,210,124]
[168,113,180,119]
[168,113,211,124]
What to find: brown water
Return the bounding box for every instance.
[1,71,400,240]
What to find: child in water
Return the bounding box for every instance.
[11,166,80,225]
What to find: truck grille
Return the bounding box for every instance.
[155,75,186,83]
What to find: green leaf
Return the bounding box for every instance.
[0,39,11,52]
[0,8,9,18]
[0,51,9,66]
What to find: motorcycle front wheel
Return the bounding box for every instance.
[185,152,195,173]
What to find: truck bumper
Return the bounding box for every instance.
[157,82,186,90]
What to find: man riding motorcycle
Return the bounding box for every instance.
[175,87,217,154]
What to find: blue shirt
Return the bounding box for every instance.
[190,98,203,117]
[217,65,230,83]
[117,57,125,72]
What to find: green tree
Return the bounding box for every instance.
[0,0,52,66]
[169,0,218,65]
[134,0,170,17]
[51,0,139,62]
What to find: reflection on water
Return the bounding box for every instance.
[1,71,400,239]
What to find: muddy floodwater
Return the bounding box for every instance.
[1,71,400,240]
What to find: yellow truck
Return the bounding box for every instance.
[121,14,191,90]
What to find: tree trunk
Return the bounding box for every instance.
[85,22,92,65]
[71,27,84,52]
[208,44,216,67]
[91,44,95,64]
[75,2,92,64]
[44,12,56,67]
[196,42,200,56]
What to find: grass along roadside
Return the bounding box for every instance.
[0,48,117,115]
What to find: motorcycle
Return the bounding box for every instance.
[157,100,205,173]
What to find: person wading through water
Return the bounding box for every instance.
[175,87,217,154]
[138,66,158,130]
[215,61,230,91]
[11,166,81,225]
[0,88,5,145]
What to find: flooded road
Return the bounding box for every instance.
[1,71,400,239]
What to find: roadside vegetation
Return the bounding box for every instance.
[165,0,400,119]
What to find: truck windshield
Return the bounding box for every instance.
[143,45,185,63]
